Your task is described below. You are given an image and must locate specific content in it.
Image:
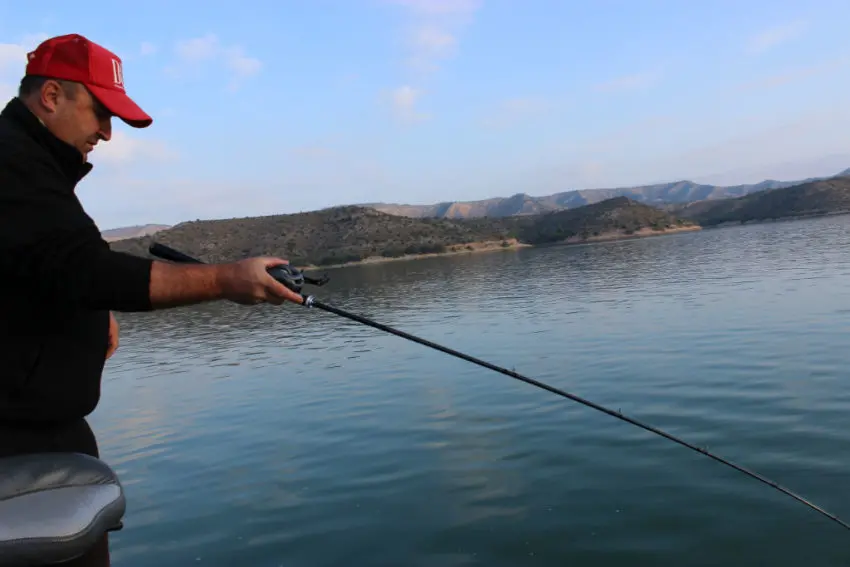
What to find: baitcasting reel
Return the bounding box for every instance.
[266,263,329,294]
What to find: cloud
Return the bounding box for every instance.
[222,45,262,87]
[0,83,13,102]
[746,21,808,55]
[731,54,850,92]
[382,0,481,123]
[168,33,262,90]
[80,134,399,228]
[174,34,218,62]
[0,43,27,75]
[0,33,48,99]
[405,25,457,74]
[388,0,481,75]
[81,143,394,228]
[0,33,47,72]
[412,26,455,55]
[93,130,178,167]
[388,85,428,123]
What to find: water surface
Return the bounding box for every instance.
[93,215,850,566]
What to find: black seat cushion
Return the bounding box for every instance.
[0,452,125,566]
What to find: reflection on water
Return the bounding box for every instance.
[91,215,850,566]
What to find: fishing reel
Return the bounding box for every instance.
[267,264,329,294]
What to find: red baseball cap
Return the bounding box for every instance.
[25,33,152,128]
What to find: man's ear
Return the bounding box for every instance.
[38,79,66,114]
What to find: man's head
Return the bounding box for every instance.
[17,34,152,161]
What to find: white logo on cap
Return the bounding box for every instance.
[111,59,124,90]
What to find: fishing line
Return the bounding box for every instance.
[148,242,850,532]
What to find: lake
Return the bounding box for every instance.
[92,215,850,566]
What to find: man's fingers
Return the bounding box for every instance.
[283,288,304,304]
[263,257,289,267]
[268,281,303,304]
[258,257,304,303]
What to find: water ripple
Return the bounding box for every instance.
[92,215,850,566]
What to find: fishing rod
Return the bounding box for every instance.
[148,241,850,532]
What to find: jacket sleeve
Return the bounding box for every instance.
[0,150,154,313]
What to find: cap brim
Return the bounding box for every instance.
[87,84,153,128]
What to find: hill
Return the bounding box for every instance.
[672,176,850,226]
[101,224,170,241]
[108,198,697,268]
[508,196,697,244]
[364,168,850,220]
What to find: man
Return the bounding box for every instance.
[0,34,303,565]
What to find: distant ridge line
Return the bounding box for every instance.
[362,167,850,219]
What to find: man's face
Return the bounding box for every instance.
[41,80,113,161]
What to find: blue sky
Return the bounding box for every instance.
[2,0,850,229]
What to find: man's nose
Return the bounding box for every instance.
[98,118,112,142]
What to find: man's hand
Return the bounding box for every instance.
[217,257,304,305]
[149,255,305,309]
[106,311,119,359]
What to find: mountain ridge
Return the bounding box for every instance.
[98,167,850,235]
[362,167,850,220]
[672,176,850,226]
[101,223,171,241]
[108,175,850,270]
[109,197,695,269]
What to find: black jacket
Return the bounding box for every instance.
[0,97,154,424]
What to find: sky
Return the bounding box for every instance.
[2,0,850,230]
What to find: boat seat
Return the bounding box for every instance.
[0,452,125,566]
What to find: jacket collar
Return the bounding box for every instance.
[0,97,93,189]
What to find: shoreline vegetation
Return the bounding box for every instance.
[108,176,850,272]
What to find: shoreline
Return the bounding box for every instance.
[297,225,701,271]
[298,238,532,271]
[701,209,850,229]
[544,224,701,246]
